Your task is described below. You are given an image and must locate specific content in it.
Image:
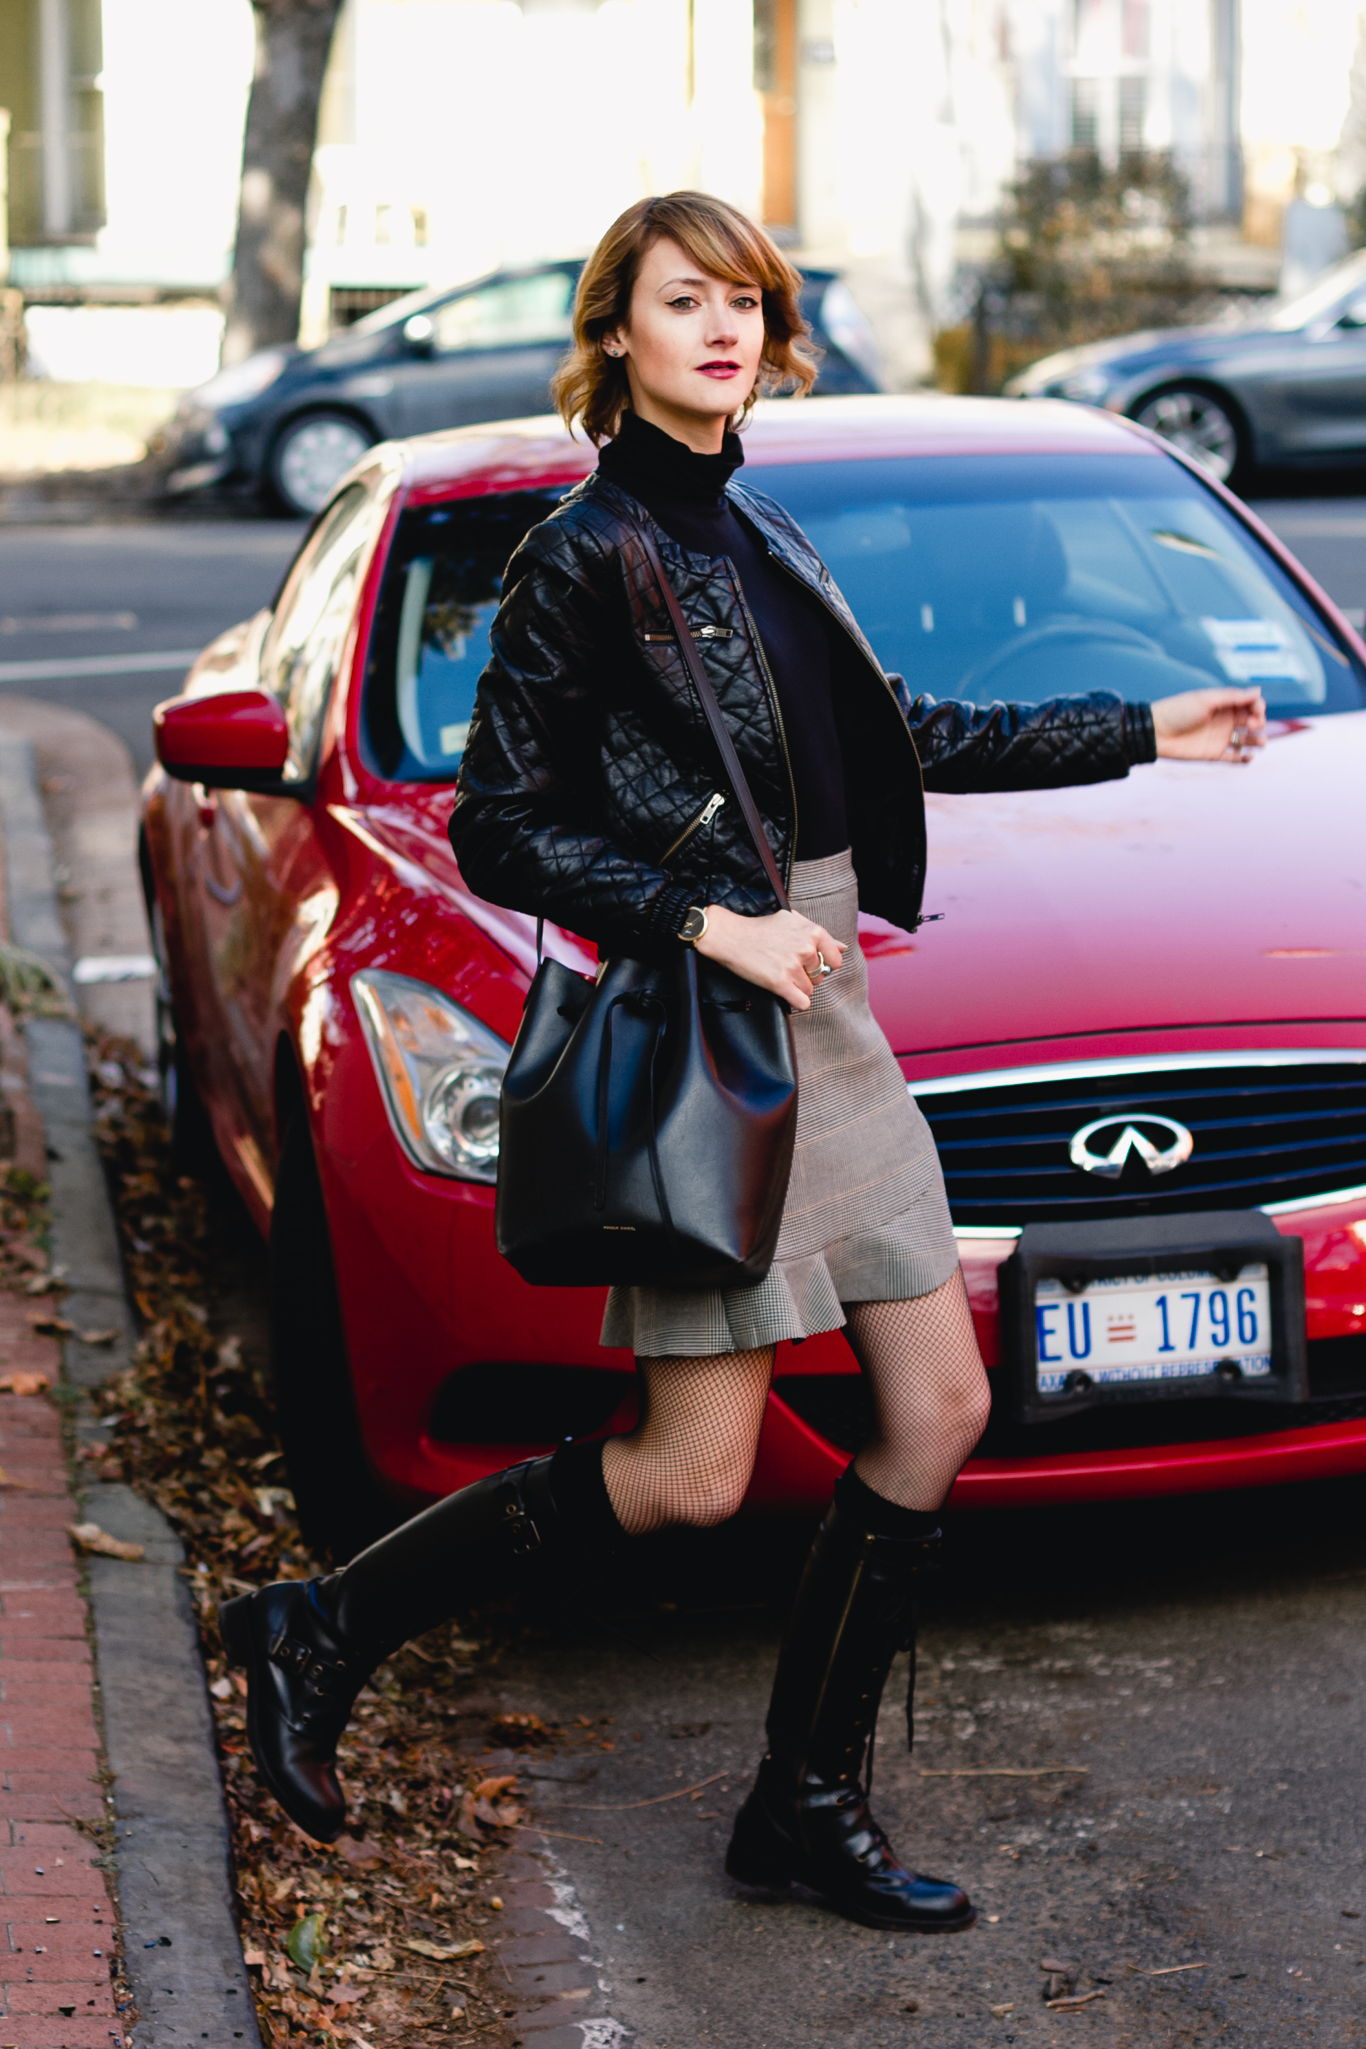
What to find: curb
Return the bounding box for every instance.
[0,734,262,2049]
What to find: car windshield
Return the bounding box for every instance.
[758,453,1366,718]
[362,451,1365,784]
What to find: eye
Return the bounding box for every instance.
[732,294,761,311]
[667,294,700,312]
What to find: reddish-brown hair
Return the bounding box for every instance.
[552,191,819,444]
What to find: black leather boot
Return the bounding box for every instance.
[726,1468,974,1933]
[220,1445,616,1843]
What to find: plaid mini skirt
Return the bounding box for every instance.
[599,848,960,1358]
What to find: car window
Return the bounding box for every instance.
[260,479,386,779]
[1265,248,1366,331]
[362,492,565,782]
[755,454,1366,719]
[430,273,575,355]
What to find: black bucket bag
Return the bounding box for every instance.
[495,525,798,1290]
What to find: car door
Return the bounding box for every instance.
[1266,292,1366,456]
[388,269,577,434]
[190,472,393,1199]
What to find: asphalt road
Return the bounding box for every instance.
[12,481,1366,2048]
[0,516,306,775]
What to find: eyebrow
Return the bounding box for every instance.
[658,275,760,293]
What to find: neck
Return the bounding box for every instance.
[625,385,729,454]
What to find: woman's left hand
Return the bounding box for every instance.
[1151,686,1267,763]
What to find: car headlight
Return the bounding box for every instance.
[352,969,508,1183]
[1058,367,1112,404]
[189,349,288,412]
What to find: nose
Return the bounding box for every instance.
[704,298,739,348]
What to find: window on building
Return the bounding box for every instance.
[1070,78,1100,150]
[1119,76,1147,153]
[0,0,105,243]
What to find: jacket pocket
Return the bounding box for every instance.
[659,789,726,864]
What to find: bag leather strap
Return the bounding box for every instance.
[634,522,790,914]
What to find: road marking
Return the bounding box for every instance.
[0,649,200,683]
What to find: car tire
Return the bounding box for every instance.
[269,1108,396,1562]
[268,411,375,518]
[1130,384,1248,486]
[147,893,219,1177]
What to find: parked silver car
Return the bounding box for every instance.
[1006,248,1366,483]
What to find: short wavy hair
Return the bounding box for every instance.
[552,191,820,445]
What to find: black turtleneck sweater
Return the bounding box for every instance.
[597,411,849,862]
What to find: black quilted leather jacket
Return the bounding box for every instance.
[448,472,1156,953]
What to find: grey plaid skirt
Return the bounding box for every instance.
[600,848,960,1358]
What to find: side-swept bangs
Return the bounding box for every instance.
[551,191,820,444]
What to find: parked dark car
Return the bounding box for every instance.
[162,259,883,517]
[1006,247,1366,485]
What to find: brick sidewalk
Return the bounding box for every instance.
[0,1309,121,2049]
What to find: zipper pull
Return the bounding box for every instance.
[697,792,725,829]
[910,912,945,930]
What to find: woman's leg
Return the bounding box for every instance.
[844,1269,992,1509]
[223,1345,775,1841]
[602,1347,775,1533]
[727,1272,988,1932]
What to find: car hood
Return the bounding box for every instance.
[868,714,1366,1061]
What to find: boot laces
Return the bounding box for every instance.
[268,1630,353,1726]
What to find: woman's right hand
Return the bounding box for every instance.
[695,905,846,1011]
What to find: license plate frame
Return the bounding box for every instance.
[997,1211,1307,1424]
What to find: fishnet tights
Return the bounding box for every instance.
[844,1270,992,1510]
[600,1270,991,1534]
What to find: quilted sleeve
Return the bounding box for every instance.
[448,539,693,953]
[888,684,1157,794]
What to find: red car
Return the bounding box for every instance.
[142,394,1366,1557]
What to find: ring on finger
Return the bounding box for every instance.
[815,951,833,980]
[1230,723,1247,753]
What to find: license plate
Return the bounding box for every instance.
[1034,1265,1273,1394]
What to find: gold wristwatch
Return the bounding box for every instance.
[678,905,709,947]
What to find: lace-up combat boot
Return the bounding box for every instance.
[220,1446,615,1843]
[726,1467,974,1932]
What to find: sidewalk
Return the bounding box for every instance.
[0,809,123,2042]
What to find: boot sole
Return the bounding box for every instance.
[218,1594,345,1846]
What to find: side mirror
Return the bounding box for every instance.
[403,313,435,356]
[154,688,291,791]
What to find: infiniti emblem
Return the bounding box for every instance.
[1069,1113,1195,1180]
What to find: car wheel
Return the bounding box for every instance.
[148,896,218,1176]
[269,1108,396,1562]
[269,412,374,518]
[1131,385,1246,484]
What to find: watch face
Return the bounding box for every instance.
[679,906,707,943]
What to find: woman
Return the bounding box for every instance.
[223,192,1264,1934]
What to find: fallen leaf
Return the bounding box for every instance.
[1040,1958,1073,1974]
[67,1522,144,1561]
[472,1775,518,1802]
[0,1372,49,1395]
[286,1914,327,1973]
[403,1938,484,1962]
[78,1328,118,1347]
[990,2005,1014,2018]
[27,1316,73,1336]
[243,1950,266,1969]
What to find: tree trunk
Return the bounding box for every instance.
[223,0,344,366]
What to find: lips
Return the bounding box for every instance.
[698,361,741,378]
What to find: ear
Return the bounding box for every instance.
[601,328,627,360]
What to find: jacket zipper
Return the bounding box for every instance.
[659,788,726,865]
[722,557,798,893]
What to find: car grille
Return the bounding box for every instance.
[912,1057,1366,1228]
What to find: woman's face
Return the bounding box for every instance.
[606,235,766,451]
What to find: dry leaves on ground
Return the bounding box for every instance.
[83,1030,579,2047]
